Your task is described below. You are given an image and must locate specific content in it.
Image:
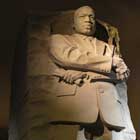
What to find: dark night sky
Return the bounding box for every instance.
[0,0,140,136]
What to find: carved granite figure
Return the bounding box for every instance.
[44,6,136,140]
[11,5,136,140]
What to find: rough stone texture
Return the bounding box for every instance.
[10,10,118,140]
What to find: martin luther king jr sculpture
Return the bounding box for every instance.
[10,5,136,140]
[47,6,136,140]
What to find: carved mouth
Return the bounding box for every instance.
[83,23,92,28]
[84,25,92,30]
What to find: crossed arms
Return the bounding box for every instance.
[48,34,112,73]
[48,34,129,83]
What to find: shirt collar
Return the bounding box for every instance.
[72,33,96,41]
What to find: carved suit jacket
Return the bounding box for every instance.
[27,33,126,131]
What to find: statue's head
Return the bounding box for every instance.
[73,6,96,36]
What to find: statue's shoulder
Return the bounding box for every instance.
[49,34,71,42]
[96,38,114,52]
[96,38,109,47]
[49,34,72,48]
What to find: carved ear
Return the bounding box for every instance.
[72,23,75,31]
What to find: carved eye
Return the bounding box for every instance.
[79,15,86,18]
[90,15,95,19]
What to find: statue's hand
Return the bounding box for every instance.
[116,67,130,81]
[112,56,123,67]
[113,57,130,81]
[62,70,87,85]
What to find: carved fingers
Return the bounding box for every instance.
[62,70,87,85]
[113,56,130,81]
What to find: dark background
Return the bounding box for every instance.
[0,0,140,139]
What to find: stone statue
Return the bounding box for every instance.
[46,6,136,140]
[9,5,136,140]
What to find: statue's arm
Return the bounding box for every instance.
[48,34,113,73]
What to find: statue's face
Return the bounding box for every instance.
[73,6,96,36]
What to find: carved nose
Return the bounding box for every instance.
[84,16,91,21]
